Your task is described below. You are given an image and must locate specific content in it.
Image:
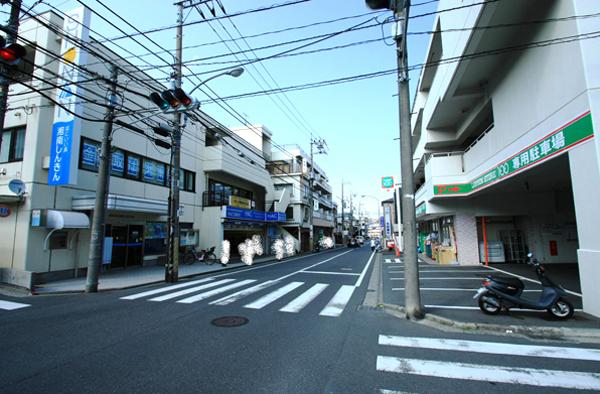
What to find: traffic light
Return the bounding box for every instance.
[0,36,26,65]
[365,0,400,10]
[149,88,198,113]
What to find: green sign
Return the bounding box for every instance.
[381,176,394,189]
[434,112,594,196]
[415,203,426,217]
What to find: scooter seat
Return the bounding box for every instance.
[491,276,524,289]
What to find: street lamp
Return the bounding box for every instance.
[188,67,244,96]
[165,66,244,283]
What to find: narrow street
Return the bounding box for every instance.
[1,247,599,393]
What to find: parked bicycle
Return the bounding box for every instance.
[183,246,217,265]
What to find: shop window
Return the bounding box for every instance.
[144,222,167,255]
[0,127,26,163]
[126,154,141,179]
[80,138,100,170]
[111,149,125,176]
[143,158,165,185]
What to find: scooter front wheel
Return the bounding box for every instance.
[548,298,574,319]
[478,292,501,315]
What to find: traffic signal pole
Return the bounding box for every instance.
[394,1,423,319]
[165,2,183,283]
[0,0,22,134]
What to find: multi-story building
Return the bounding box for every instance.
[411,0,600,315]
[267,144,335,251]
[0,9,285,289]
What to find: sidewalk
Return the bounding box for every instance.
[32,255,280,295]
[376,251,600,343]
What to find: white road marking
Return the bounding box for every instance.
[376,356,600,390]
[379,335,600,362]
[120,277,214,300]
[301,270,359,276]
[275,250,354,282]
[149,279,234,301]
[417,270,491,273]
[355,251,375,287]
[391,287,541,292]
[280,283,329,313]
[0,300,31,310]
[209,281,276,306]
[244,282,304,309]
[177,280,256,304]
[319,285,355,317]
[390,277,484,280]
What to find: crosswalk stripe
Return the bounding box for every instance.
[149,279,234,301]
[120,278,214,300]
[280,283,329,313]
[0,300,30,310]
[244,282,304,309]
[177,280,256,304]
[319,285,354,317]
[376,356,600,390]
[379,335,600,362]
[209,281,276,306]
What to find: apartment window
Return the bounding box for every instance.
[0,127,25,163]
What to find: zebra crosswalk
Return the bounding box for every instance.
[376,334,600,391]
[0,299,30,311]
[121,278,356,318]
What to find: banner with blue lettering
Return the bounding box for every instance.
[48,7,91,186]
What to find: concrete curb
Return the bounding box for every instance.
[382,303,600,344]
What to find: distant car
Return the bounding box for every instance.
[356,236,365,245]
[385,239,395,251]
[347,238,359,248]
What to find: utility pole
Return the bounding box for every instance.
[0,0,22,133]
[341,181,345,245]
[85,65,119,292]
[308,137,326,251]
[394,0,423,319]
[165,2,184,283]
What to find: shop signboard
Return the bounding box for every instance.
[434,112,594,196]
[229,195,252,209]
[381,176,394,189]
[47,6,91,186]
[415,203,426,217]
[384,206,392,238]
[223,206,286,223]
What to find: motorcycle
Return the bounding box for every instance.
[473,252,574,319]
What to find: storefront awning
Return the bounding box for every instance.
[46,210,90,229]
[72,194,168,215]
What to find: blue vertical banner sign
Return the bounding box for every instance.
[48,7,91,185]
[384,206,392,238]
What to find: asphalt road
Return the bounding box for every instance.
[1,246,599,393]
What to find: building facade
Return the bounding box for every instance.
[267,144,335,252]
[0,10,285,289]
[411,0,600,315]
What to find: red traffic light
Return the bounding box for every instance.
[0,41,26,65]
[149,88,197,112]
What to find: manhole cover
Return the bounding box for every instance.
[211,316,249,327]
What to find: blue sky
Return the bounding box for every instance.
[37,0,438,217]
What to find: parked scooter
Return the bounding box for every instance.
[473,252,574,319]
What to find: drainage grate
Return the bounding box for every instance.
[211,316,249,327]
